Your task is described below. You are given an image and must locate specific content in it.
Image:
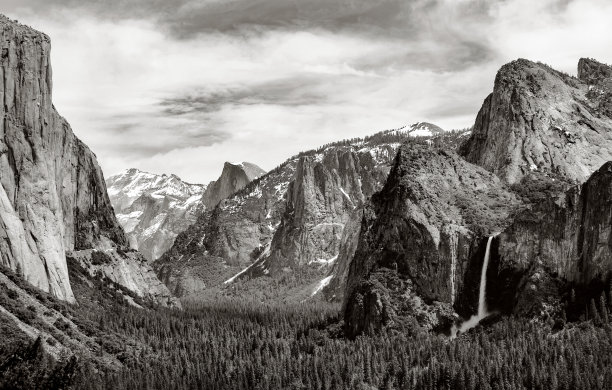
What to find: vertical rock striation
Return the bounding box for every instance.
[0,16,176,306]
[201,162,265,209]
[260,145,397,274]
[0,16,126,302]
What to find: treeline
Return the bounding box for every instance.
[73,301,612,389]
[2,285,612,389]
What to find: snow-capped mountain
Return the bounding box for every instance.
[381,122,445,138]
[106,169,206,261]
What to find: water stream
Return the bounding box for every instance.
[451,234,497,338]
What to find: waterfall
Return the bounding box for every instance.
[449,233,458,305]
[451,234,497,338]
[477,235,494,318]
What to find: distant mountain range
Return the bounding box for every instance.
[106,169,206,261]
[107,162,265,261]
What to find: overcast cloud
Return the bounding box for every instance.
[3,0,612,183]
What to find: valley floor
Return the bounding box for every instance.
[2,270,612,390]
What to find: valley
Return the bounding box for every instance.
[2,11,612,390]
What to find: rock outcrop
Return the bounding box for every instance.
[201,162,265,209]
[342,141,522,338]
[106,169,205,261]
[155,161,293,296]
[460,58,612,186]
[0,16,175,306]
[484,161,612,318]
[342,58,612,337]
[68,248,178,307]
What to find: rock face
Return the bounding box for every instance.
[106,169,205,261]
[155,124,444,298]
[0,16,176,306]
[456,58,612,320]
[486,161,612,318]
[201,162,265,209]
[342,142,522,338]
[68,249,178,307]
[251,143,399,276]
[341,58,612,337]
[460,58,612,185]
[0,16,126,302]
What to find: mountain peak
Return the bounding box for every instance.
[460,57,612,185]
[578,57,612,84]
[202,161,266,209]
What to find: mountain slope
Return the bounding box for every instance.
[0,15,175,306]
[342,141,522,337]
[155,123,445,298]
[106,169,205,261]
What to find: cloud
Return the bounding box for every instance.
[3,0,612,183]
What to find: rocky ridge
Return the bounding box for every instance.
[460,58,612,186]
[342,141,521,337]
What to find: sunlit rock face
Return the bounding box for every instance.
[460,58,612,186]
[342,142,521,338]
[0,16,176,306]
[0,16,125,302]
[107,169,205,261]
[252,144,398,276]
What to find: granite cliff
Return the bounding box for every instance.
[0,16,175,306]
[460,58,612,186]
[201,162,265,209]
[342,142,521,337]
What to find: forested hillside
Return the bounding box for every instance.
[3,258,612,390]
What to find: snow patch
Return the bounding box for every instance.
[309,255,338,266]
[311,275,333,297]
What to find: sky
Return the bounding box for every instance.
[3,0,612,183]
